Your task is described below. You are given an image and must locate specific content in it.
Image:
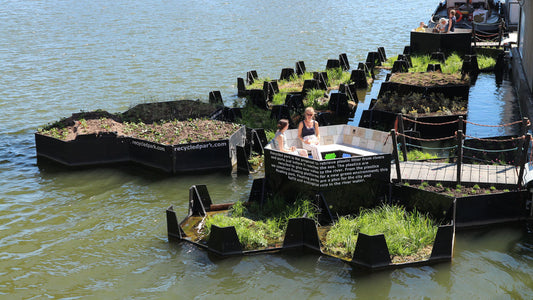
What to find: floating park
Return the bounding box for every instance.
[35,28,533,272]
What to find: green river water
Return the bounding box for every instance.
[1,0,532,298]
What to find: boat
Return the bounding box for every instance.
[428,0,504,34]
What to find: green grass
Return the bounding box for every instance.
[327,67,352,87]
[399,149,440,161]
[236,103,277,139]
[383,53,493,74]
[478,55,496,70]
[202,195,319,250]
[324,205,438,258]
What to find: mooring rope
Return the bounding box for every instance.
[463,145,519,153]
[464,120,524,128]
[405,143,457,151]
[401,116,459,126]
[463,135,525,142]
[396,132,456,142]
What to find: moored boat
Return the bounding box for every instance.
[428,0,503,33]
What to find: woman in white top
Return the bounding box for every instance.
[271,119,307,157]
[297,107,322,160]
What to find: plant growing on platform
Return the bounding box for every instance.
[323,205,437,259]
[237,103,277,137]
[478,55,496,70]
[202,196,319,250]
[327,67,351,88]
[399,149,440,161]
[304,89,328,110]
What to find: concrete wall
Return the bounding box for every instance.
[519,1,533,93]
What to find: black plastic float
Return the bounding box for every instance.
[392,183,531,229]
[313,72,329,90]
[35,132,129,167]
[427,63,442,72]
[246,70,258,85]
[295,61,306,75]
[35,110,247,174]
[391,60,409,73]
[410,30,472,56]
[326,59,341,70]
[377,80,470,101]
[208,91,223,106]
[280,68,295,81]
[350,69,368,89]
[165,181,456,271]
[339,53,350,71]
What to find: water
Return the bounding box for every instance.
[1,0,531,298]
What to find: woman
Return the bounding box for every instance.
[434,18,448,33]
[297,107,322,160]
[271,119,307,157]
[447,10,456,33]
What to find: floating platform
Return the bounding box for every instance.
[166,184,455,271]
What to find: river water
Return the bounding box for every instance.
[1,0,532,298]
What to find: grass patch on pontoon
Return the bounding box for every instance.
[323,204,438,259]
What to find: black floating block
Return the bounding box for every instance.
[430,52,445,63]
[246,70,258,85]
[350,69,368,89]
[237,78,247,97]
[397,54,412,67]
[463,54,480,73]
[378,47,387,62]
[339,83,358,102]
[302,79,318,96]
[251,128,267,154]
[209,91,223,106]
[365,62,376,79]
[270,104,291,121]
[207,225,243,255]
[249,89,268,110]
[248,177,269,206]
[236,145,252,175]
[280,68,295,81]
[366,51,381,66]
[427,63,442,72]
[391,60,409,73]
[295,61,306,75]
[430,223,455,261]
[326,59,341,70]
[313,72,329,90]
[351,233,392,269]
[495,52,505,72]
[339,53,350,71]
[263,81,279,101]
[166,206,186,241]
[285,93,305,114]
[282,218,321,252]
[328,93,350,117]
[188,184,213,217]
[225,107,242,122]
[315,193,334,225]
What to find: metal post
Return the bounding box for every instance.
[456,130,463,184]
[391,130,402,182]
[517,134,531,189]
[397,113,408,161]
[458,116,464,133]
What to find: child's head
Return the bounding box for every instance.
[277,119,289,130]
